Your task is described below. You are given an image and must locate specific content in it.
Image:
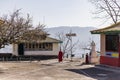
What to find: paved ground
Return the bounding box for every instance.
[0,59,120,80]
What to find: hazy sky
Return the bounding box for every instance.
[0,0,106,28]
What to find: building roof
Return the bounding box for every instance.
[91,22,120,34]
[40,37,62,43]
[20,36,62,43]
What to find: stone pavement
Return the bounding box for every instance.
[95,64,120,80]
[0,59,120,80]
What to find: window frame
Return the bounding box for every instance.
[105,35,119,52]
[24,43,53,51]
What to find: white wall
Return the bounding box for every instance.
[13,44,18,56]
[13,43,60,56]
[24,43,60,56]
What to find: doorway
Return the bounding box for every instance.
[18,43,24,55]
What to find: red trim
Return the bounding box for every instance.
[117,36,120,66]
[100,56,119,67]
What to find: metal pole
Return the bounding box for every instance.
[70,36,72,61]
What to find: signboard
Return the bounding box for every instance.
[66,33,76,36]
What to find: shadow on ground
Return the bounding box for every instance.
[65,66,118,80]
[0,55,58,61]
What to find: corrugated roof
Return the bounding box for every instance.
[91,22,120,34]
[20,37,62,43]
[40,37,62,43]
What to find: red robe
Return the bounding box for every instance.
[85,54,89,64]
[58,51,63,62]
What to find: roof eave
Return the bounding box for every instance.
[91,30,120,34]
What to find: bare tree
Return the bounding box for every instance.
[55,32,70,55]
[79,42,90,51]
[0,10,47,48]
[89,0,120,24]
[55,31,78,58]
[79,38,100,56]
[21,23,47,42]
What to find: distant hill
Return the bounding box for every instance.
[46,26,100,57]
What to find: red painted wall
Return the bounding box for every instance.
[100,56,119,67]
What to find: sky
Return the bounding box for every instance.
[0,0,109,28]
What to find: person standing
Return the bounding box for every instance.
[58,50,63,62]
[85,53,89,64]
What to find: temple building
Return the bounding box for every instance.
[91,22,120,67]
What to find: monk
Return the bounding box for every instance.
[58,50,63,62]
[85,53,89,64]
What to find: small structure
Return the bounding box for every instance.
[12,37,62,56]
[91,22,120,67]
[89,41,99,64]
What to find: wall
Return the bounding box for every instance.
[12,44,18,56]
[24,43,60,56]
[100,34,120,67]
[100,34,105,56]
[100,56,119,67]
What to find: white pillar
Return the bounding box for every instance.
[90,41,99,64]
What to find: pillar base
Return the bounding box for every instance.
[90,57,99,64]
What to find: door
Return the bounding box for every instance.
[18,43,24,56]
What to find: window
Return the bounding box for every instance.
[25,43,29,51]
[24,43,53,51]
[39,43,42,49]
[29,43,32,49]
[106,35,118,51]
[36,43,38,48]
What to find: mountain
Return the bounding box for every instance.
[46,26,100,57]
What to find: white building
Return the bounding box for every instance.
[12,37,62,56]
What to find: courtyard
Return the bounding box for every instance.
[0,59,120,80]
